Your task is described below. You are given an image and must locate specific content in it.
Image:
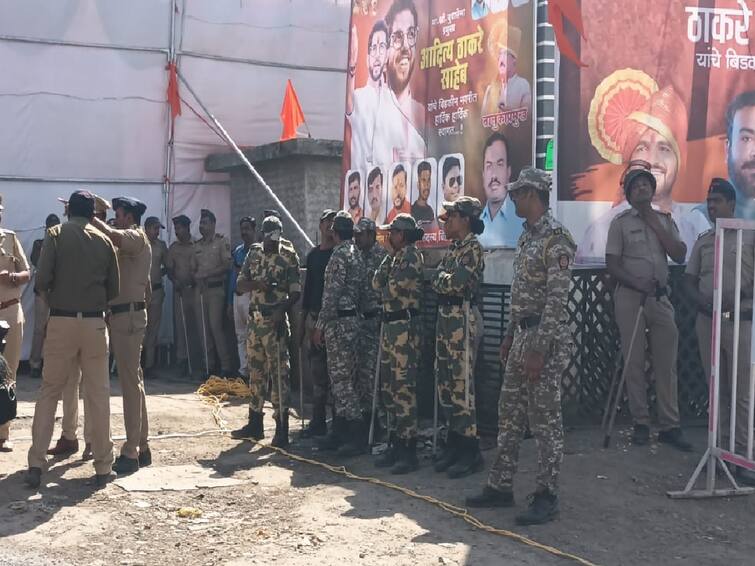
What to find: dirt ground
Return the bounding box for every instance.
[1,372,754,566]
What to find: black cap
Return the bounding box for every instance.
[623,169,656,198]
[239,215,256,226]
[200,209,216,223]
[45,213,60,228]
[144,216,165,229]
[172,214,191,227]
[68,190,95,217]
[263,209,282,219]
[112,196,147,217]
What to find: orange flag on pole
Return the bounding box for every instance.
[280,79,306,141]
[548,0,588,68]
[166,62,182,119]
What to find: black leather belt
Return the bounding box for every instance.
[518,315,541,330]
[437,295,464,306]
[700,309,753,321]
[363,309,380,320]
[207,280,224,289]
[110,302,146,315]
[50,309,104,319]
[337,309,358,318]
[152,282,163,291]
[383,308,419,322]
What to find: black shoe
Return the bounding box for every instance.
[447,436,483,479]
[434,431,461,473]
[658,428,693,452]
[465,485,515,508]
[632,424,650,446]
[113,455,139,475]
[318,416,347,451]
[25,467,42,489]
[336,419,366,457]
[81,443,93,461]
[301,404,327,438]
[390,438,419,475]
[374,434,397,468]
[515,490,559,525]
[271,411,290,449]
[231,409,264,440]
[94,471,117,488]
[138,448,152,467]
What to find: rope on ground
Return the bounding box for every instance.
[196,376,251,432]
[195,385,600,566]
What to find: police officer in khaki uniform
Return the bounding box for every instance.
[606,168,692,450]
[0,195,31,452]
[685,179,754,479]
[166,215,198,376]
[194,209,233,376]
[48,194,110,458]
[143,216,168,379]
[26,190,119,488]
[93,196,152,474]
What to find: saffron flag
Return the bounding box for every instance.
[548,0,587,67]
[280,79,306,141]
[166,62,181,119]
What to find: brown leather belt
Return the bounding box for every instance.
[110,302,146,315]
[0,298,19,311]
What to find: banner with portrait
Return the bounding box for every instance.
[341,0,535,248]
[557,0,755,264]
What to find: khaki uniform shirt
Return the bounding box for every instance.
[605,208,680,286]
[0,228,30,324]
[35,217,120,312]
[150,238,168,287]
[110,226,151,305]
[167,240,196,290]
[686,228,755,308]
[194,234,231,284]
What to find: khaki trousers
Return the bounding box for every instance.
[174,288,198,365]
[27,316,113,474]
[60,369,92,442]
[111,309,149,458]
[143,288,164,369]
[614,285,680,429]
[696,315,752,452]
[30,293,49,369]
[196,286,233,372]
[0,319,22,440]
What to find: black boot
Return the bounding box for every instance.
[271,411,289,448]
[318,416,347,451]
[465,485,515,508]
[374,433,397,468]
[447,435,483,479]
[515,490,559,525]
[231,409,264,440]
[434,431,461,472]
[337,419,366,457]
[301,403,327,438]
[391,438,418,475]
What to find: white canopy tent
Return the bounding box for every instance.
[0,0,349,359]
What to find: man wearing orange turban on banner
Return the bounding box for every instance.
[481,24,532,116]
[576,77,709,263]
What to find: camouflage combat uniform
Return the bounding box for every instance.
[431,227,485,439]
[238,239,301,418]
[357,239,388,414]
[487,181,576,496]
[372,239,423,440]
[318,231,366,422]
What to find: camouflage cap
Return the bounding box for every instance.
[353,217,377,233]
[93,195,111,215]
[439,196,483,221]
[380,213,420,232]
[320,208,337,222]
[332,210,354,231]
[506,167,552,193]
[261,215,283,234]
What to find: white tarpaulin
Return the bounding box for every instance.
[0,0,350,359]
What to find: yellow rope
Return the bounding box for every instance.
[196,383,600,566]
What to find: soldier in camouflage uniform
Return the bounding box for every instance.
[231,216,301,448]
[466,168,575,526]
[354,218,388,421]
[315,211,367,456]
[432,196,486,479]
[372,214,424,474]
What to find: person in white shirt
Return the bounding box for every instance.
[481,24,531,115]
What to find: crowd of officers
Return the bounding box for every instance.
[0,161,750,526]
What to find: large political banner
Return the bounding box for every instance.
[557,0,755,264]
[342,0,535,248]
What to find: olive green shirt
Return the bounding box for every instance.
[35,216,120,311]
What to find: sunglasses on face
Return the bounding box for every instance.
[447,175,462,188]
